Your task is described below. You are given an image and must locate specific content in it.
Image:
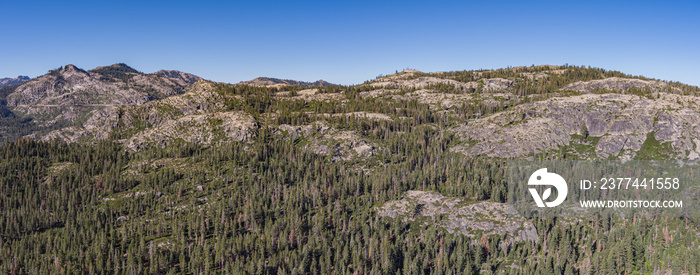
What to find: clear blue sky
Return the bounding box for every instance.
[1,0,698,86]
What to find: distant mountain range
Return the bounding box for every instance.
[0,75,30,88]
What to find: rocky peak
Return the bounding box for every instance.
[61,64,87,74]
[400,69,422,74]
[91,63,140,73]
[47,64,90,82]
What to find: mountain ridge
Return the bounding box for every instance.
[3,63,700,159]
[0,63,204,141]
[237,76,337,88]
[6,63,203,107]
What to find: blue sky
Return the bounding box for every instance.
[1,0,698,86]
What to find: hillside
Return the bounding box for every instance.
[2,64,700,274]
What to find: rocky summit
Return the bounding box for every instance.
[7,63,200,107]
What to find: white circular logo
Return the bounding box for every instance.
[528,168,568,208]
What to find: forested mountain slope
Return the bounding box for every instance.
[1,64,699,274]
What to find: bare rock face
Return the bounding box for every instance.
[309,129,379,161]
[376,191,538,245]
[595,134,646,159]
[124,111,257,151]
[481,78,514,91]
[392,89,475,108]
[275,122,381,162]
[276,121,331,140]
[451,93,700,159]
[39,106,120,142]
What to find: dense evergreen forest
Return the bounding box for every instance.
[1,65,700,274]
